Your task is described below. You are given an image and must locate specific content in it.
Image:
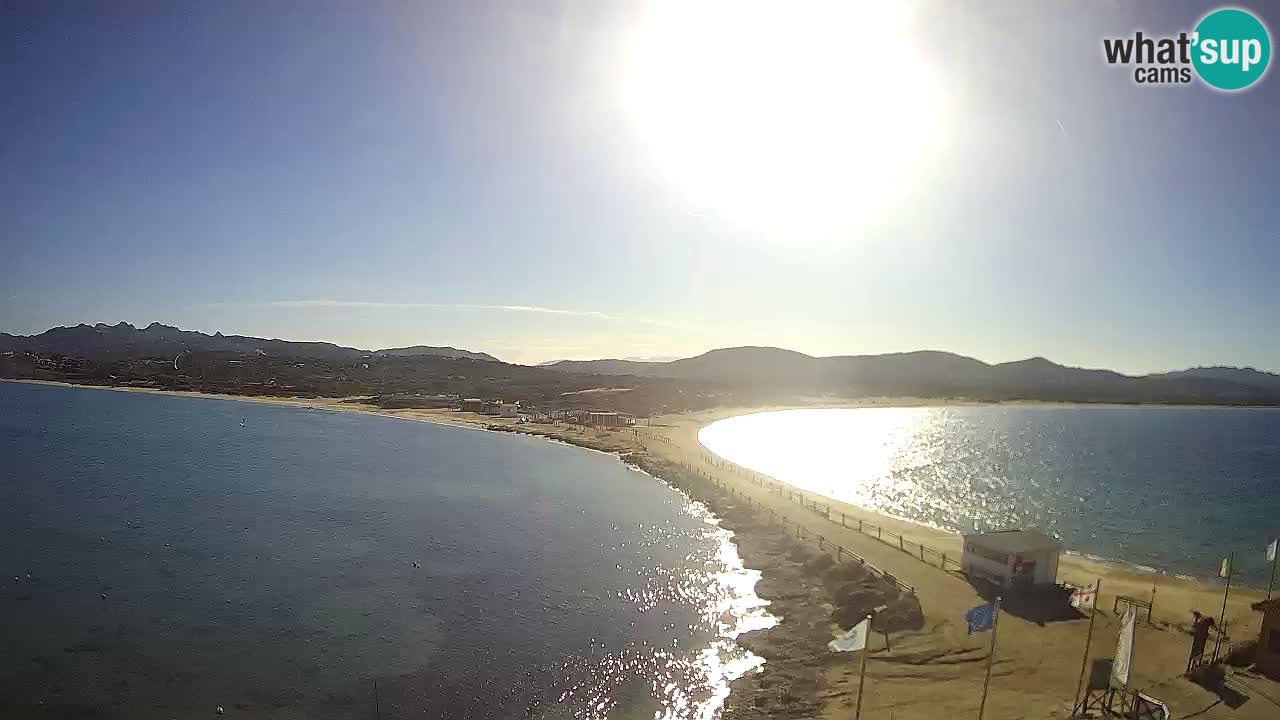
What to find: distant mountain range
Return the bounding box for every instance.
[0,323,498,362]
[544,347,1280,405]
[5,325,1280,405]
[536,355,680,366]
[371,345,498,361]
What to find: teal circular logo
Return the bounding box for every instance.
[1192,8,1272,91]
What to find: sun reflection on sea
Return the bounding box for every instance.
[549,486,777,720]
[699,408,932,513]
[697,407,1057,536]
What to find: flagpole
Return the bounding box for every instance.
[855,613,872,720]
[1072,578,1102,713]
[1213,552,1233,662]
[1150,574,1158,624]
[1268,541,1277,601]
[1128,601,1139,709]
[977,596,1002,720]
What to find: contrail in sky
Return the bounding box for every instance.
[265,300,617,319]
[193,299,691,330]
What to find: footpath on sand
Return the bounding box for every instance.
[640,412,1272,720]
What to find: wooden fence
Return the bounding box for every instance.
[1075,687,1168,720]
[1114,594,1154,624]
[634,431,672,445]
[695,450,961,576]
[677,460,916,595]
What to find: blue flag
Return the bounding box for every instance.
[965,602,996,634]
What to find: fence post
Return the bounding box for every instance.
[942,553,947,570]
[840,512,846,528]
[859,519,863,533]
[878,526,882,540]
[920,545,925,561]
[899,536,904,552]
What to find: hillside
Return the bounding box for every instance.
[545,347,1280,405]
[0,323,496,363]
[1151,366,1280,393]
[374,346,499,362]
[5,324,1280,407]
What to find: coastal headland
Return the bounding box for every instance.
[4,380,1275,719]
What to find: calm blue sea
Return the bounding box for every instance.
[0,382,770,719]
[700,406,1280,587]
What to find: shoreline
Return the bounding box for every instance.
[10,378,1280,413]
[693,405,1274,593]
[2,378,826,718]
[5,378,1273,719]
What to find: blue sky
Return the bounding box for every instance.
[2,1,1277,371]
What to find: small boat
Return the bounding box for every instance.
[239,418,246,427]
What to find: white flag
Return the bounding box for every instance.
[1112,607,1136,686]
[1070,583,1097,609]
[1219,557,1232,578]
[828,617,870,653]
[1268,539,1277,563]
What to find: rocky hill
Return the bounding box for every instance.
[544,347,1280,405]
[0,323,496,363]
[5,325,1280,407]
[374,345,499,362]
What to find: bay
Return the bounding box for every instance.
[0,382,770,719]
[700,406,1280,586]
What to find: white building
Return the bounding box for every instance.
[584,411,633,427]
[498,402,519,418]
[961,529,1062,590]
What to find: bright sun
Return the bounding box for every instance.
[619,1,947,233]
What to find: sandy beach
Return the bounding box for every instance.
[6,379,1277,719]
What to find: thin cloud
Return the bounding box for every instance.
[194,299,691,331]
[257,299,619,319]
[488,305,616,319]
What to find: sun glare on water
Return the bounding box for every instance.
[699,409,930,510]
[619,0,947,233]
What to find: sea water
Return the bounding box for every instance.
[700,406,1280,586]
[0,382,771,719]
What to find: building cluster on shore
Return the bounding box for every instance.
[383,393,642,427]
[460,399,639,427]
